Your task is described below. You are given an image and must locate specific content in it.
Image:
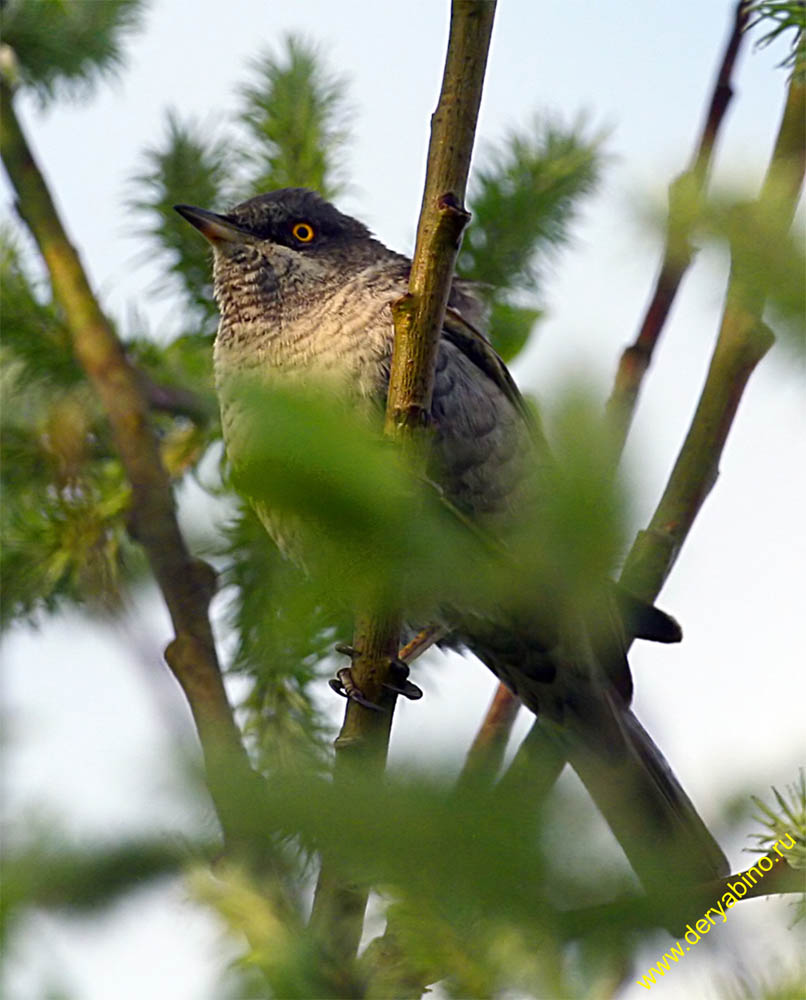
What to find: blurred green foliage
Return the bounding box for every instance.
[460,118,603,360]
[129,111,232,329]
[238,35,352,199]
[0,230,142,623]
[0,829,201,941]
[0,0,147,105]
[749,1,806,78]
[648,180,806,356]
[222,502,346,769]
[2,8,803,1000]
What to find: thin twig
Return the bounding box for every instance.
[137,369,214,424]
[498,8,802,814]
[620,64,805,603]
[309,0,498,962]
[459,683,521,783]
[0,77,254,841]
[470,3,754,776]
[605,0,752,457]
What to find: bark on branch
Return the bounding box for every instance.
[310,0,498,963]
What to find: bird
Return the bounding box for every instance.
[175,187,728,893]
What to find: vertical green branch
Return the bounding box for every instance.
[310,0,498,972]
[385,0,496,436]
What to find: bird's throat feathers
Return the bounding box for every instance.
[211,243,399,401]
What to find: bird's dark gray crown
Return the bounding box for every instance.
[223,188,376,255]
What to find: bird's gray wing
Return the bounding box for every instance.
[441,306,533,425]
[430,302,727,890]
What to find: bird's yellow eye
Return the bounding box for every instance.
[291,221,315,243]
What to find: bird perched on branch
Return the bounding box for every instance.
[176,188,728,892]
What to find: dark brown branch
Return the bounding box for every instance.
[310,0,498,963]
[137,369,214,424]
[0,78,253,840]
[605,1,752,457]
[460,683,521,783]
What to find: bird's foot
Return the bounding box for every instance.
[383,658,423,700]
[328,666,384,711]
[329,643,423,708]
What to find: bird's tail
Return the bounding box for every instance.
[458,596,728,893]
[554,698,729,893]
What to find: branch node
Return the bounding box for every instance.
[164,634,204,674]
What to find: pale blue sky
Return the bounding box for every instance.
[2,2,804,998]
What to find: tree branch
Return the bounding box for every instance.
[604,0,752,457]
[557,854,805,938]
[384,0,495,437]
[309,0,498,963]
[459,682,521,784]
[620,62,805,603]
[500,13,803,823]
[137,368,214,424]
[0,77,254,841]
[471,4,754,778]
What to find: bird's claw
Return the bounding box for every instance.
[328,667,384,711]
[382,658,423,700]
[329,646,423,707]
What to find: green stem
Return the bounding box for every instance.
[309,0,498,971]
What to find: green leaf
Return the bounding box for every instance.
[236,34,352,199]
[749,1,806,77]
[488,301,542,363]
[0,0,147,105]
[129,110,232,328]
[458,117,603,362]
[0,226,81,386]
[460,117,604,297]
[2,833,198,933]
[225,378,503,618]
[654,187,806,357]
[220,503,343,768]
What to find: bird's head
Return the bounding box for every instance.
[175,188,386,313]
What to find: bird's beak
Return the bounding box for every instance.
[174,204,251,245]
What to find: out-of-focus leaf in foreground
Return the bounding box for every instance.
[1,829,202,942]
[224,378,630,640]
[203,756,663,999]
[644,183,806,358]
[225,378,498,617]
